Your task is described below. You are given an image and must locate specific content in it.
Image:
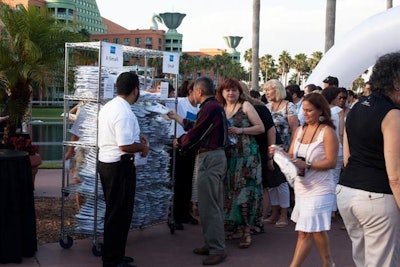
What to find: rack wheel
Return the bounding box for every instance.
[92,243,103,256]
[59,235,73,249]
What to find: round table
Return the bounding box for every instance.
[0,149,37,263]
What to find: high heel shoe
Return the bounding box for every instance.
[238,229,252,249]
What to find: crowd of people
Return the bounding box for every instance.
[164,53,399,266]
[64,52,400,267]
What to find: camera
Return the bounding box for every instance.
[296,156,305,176]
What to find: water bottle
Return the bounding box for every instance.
[227,119,237,145]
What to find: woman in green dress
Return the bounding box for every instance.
[216,78,264,249]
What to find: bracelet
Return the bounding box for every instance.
[242,128,245,134]
[306,161,312,169]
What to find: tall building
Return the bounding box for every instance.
[90,18,165,66]
[1,0,106,34]
[158,12,186,53]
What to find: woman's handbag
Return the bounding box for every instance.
[272,146,297,188]
[263,161,287,188]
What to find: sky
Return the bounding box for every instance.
[95,0,400,64]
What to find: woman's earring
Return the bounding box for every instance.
[319,116,325,122]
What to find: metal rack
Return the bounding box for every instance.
[59,41,168,256]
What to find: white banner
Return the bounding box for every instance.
[160,81,169,100]
[162,52,180,75]
[101,42,123,69]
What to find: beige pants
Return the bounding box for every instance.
[337,185,400,267]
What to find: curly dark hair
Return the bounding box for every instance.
[369,52,400,94]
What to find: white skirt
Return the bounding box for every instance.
[291,194,335,232]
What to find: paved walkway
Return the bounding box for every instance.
[3,169,356,267]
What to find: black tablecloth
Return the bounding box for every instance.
[0,149,37,263]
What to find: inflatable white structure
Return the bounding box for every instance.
[306,6,400,88]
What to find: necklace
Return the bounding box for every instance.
[296,123,321,159]
[226,101,237,118]
[273,99,283,112]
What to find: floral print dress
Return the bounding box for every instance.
[224,107,264,231]
[266,101,297,151]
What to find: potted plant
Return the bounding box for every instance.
[0,4,88,140]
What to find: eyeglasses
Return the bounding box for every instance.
[339,96,347,100]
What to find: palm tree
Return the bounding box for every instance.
[325,0,336,52]
[0,4,84,138]
[259,54,274,82]
[225,61,247,81]
[148,57,163,78]
[293,53,309,85]
[352,76,365,92]
[251,0,260,91]
[201,56,212,78]
[243,48,253,83]
[212,53,232,85]
[243,48,253,66]
[278,50,292,86]
[308,51,323,71]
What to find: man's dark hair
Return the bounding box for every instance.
[321,86,340,104]
[347,89,356,98]
[287,84,304,98]
[250,90,261,99]
[323,76,339,87]
[194,77,215,96]
[116,72,139,96]
[305,83,317,93]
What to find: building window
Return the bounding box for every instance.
[103,38,109,42]
[123,38,130,45]
[135,38,141,45]
[158,38,162,45]
[145,37,152,45]
[146,44,152,49]
[113,38,119,44]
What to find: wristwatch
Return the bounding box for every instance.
[306,161,312,169]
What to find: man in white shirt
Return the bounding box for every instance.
[98,72,149,267]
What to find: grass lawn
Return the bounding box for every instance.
[31,107,63,121]
[32,106,64,168]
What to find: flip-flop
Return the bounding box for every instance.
[250,228,265,235]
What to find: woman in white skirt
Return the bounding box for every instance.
[271,93,338,267]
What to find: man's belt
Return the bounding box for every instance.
[197,147,225,154]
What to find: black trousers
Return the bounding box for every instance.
[98,159,136,267]
[172,149,196,222]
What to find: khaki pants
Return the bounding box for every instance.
[196,150,227,255]
[337,185,400,267]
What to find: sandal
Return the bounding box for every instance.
[264,216,278,224]
[275,217,288,228]
[225,228,243,240]
[250,227,265,235]
[238,229,252,249]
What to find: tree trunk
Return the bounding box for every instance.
[251,0,260,91]
[325,0,336,53]
[387,0,393,9]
